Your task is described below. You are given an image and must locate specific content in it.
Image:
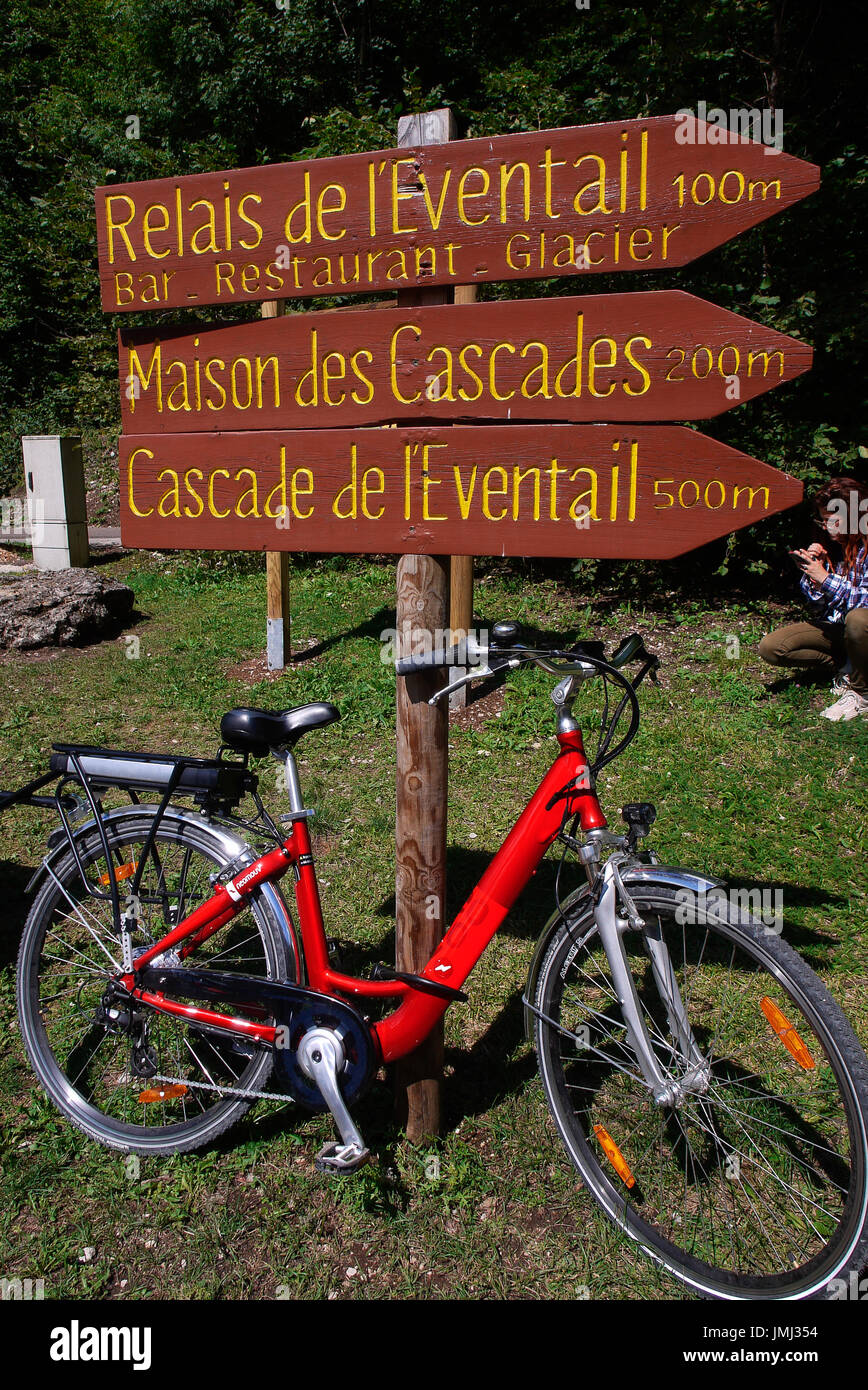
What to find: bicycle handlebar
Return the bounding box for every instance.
[394,631,655,680]
[394,648,462,676]
[394,634,489,676]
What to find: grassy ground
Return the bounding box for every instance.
[0,552,866,1300]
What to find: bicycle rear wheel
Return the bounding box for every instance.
[533,884,868,1298]
[16,807,298,1155]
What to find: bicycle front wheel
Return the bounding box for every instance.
[533,884,868,1298]
[17,807,298,1155]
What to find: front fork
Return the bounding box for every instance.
[592,856,710,1106]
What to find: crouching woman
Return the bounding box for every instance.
[759,476,868,721]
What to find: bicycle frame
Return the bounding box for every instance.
[121,727,604,1065]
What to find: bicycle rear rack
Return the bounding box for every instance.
[0,743,263,933]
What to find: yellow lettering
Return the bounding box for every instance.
[209,469,231,518]
[569,468,599,521]
[350,349,374,405]
[157,468,181,517]
[204,358,227,410]
[489,342,516,402]
[183,468,204,518]
[290,467,314,520]
[457,167,490,225]
[390,324,422,405]
[316,183,347,241]
[234,467,259,518]
[418,169,452,231]
[126,343,163,414]
[127,447,154,517]
[238,192,263,249]
[482,465,509,521]
[392,158,419,234]
[361,467,385,520]
[142,203,171,259]
[421,443,448,520]
[499,162,531,223]
[189,198,219,254]
[457,344,484,402]
[453,465,478,520]
[512,465,541,520]
[623,336,651,396]
[573,155,611,214]
[733,485,770,510]
[588,337,617,398]
[519,341,550,399]
[505,233,530,270]
[104,195,137,263]
[165,360,191,411]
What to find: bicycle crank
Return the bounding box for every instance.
[133,966,377,1158]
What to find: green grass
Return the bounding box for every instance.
[0,552,866,1300]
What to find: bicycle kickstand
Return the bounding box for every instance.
[297,1028,370,1174]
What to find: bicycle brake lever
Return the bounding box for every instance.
[428,657,518,706]
[428,665,496,705]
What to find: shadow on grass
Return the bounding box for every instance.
[0,861,39,967]
[288,605,395,666]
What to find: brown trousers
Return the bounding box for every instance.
[758,607,868,693]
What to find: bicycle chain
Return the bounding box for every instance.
[151,1073,298,1104]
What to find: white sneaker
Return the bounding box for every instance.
[820,688,868,721]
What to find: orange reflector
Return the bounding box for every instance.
[138,1084,188,1103]
[593,1123,636,1188]
[761,997,815,1070]
[99,861,138,886]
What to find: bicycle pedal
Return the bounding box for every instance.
[314,1141,370,1174]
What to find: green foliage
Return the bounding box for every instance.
[0,0,864,595]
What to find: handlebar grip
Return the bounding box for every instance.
[395,648,456,676]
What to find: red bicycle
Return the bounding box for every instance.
[7,623,868,1298]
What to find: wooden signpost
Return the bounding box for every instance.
[118,290,811,433]
[96,108,817,1142]
[119,424,802,558]
[95,115,819,312]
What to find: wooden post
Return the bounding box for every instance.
[262,299,291,668]
[393,108,455,1141]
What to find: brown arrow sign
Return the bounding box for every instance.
[96,116,819,313]
[119,424,802,559]
[118,290,811,433]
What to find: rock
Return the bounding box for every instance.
[0,569,135,650]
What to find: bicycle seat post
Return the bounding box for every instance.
[272,747,315,825]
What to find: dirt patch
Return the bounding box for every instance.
[0,546,29,566]
[449,682,505,732]
[225,640,320,684]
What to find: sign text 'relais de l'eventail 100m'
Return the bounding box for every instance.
[95,116,820,312]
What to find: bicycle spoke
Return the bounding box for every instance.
[536,893,867,1292]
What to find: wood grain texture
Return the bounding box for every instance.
[262,299,290,667]
[117,290,810,433]
[119,424,803,559]
[96,115,819,312]
[393,109,453,1143]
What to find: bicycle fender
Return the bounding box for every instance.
[523,863,726,1041]
[24,803,236,894]
[23,805,303,979]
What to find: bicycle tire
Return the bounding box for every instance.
[16,807,297,1156]
[533,884,868,1299]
